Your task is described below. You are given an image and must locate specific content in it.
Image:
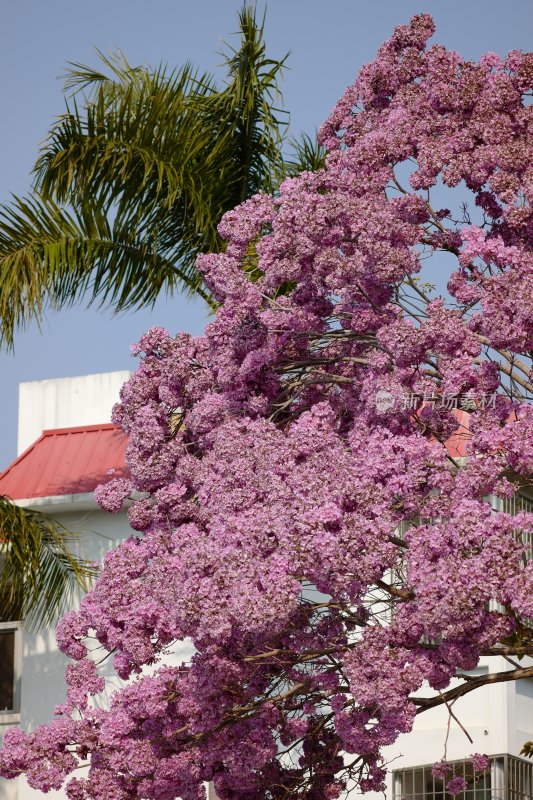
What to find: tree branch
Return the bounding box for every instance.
[414,665,533,712]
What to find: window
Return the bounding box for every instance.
[0,550,22,721]
[393,756,533,800]
[500,493,533,517]
[500,492,533,564]
[0,628,15,710]
[0,621,21,719]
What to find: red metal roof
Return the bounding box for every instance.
[0,411,476,504]
[444,409,472,459]
[0,424,128,501]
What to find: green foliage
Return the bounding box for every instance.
[281,131,327,178]
[0,5,324,633]
[0,4,319,347]
[521,742,533,759]
[0,497,96,630]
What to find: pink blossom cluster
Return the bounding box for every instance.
[431,753,489,797]
[2,15,533,799]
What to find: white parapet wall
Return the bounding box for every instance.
[17,371,131,456]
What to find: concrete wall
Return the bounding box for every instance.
[0,500,194,800]
[362,655,533,800]
[6,375,533,799]
[506,663,533,758]
[17,371,130,456]
[0,503,129,800]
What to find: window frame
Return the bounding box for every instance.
[0,620,22,723]
[392,755,533,800]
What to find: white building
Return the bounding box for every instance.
[0,372,132,799]
[0,373,532,800]
[380,659,533,800]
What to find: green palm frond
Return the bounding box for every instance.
[0,194,213,346]
[0,194,85,344]
[215,4,289,201]
[61,48,146,95]
[0,497,96,631]
[0,3,303,348]
[282,132,327,178]
[35,60,219,206]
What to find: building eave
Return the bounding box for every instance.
[12,492,100,514]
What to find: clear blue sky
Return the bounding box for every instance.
[0,0,531,469]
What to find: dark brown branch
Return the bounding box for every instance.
[481,645,533,657]
[375,579,413,601]
[414,665,533,712]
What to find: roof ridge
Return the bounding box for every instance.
[42,423,119,435]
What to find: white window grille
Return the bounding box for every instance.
[500,493,533,564]
[392,755,533,800]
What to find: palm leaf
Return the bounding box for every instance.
[0,3,293,347]
[35,61,218,209]
[0,194,214,347]
[61,48,146,96]
[214,4,289,202]
[282,132,327,178]
[0,497,96,631]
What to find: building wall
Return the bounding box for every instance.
[0,498,194,800]
[508,671,533,758]
[0,503,129,800]
[5,374,533,799]
[17,371,130,456]
[362,656,533,800]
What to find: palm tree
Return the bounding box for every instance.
[0,5,323,348]
[0,497,95,630]
[0,5,324,629]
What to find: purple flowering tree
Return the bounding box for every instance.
[2,15,533,800]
